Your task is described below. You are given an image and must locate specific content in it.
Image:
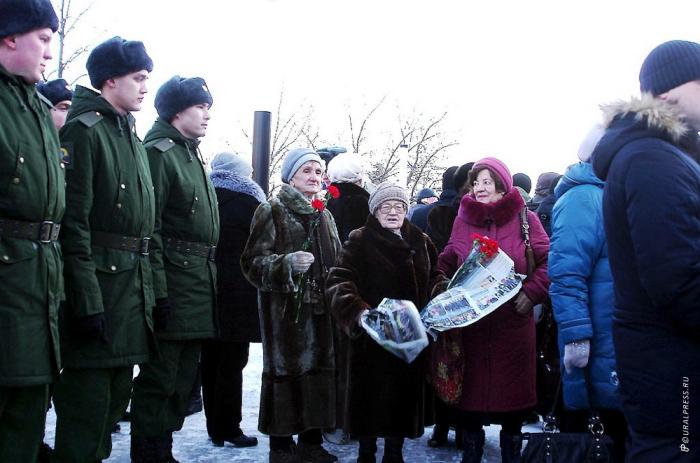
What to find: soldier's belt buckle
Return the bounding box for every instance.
[207,245,216,262]
[140,237,151,256]
[39,221,56,243]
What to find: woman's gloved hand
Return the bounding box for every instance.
[286,251,315,273]
[563,339,591,373]
[514,291,534,315]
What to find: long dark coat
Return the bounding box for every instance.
[435,189,550,412]
[591,95,700,442]
[210,172,266,343]
[325,182,370,242]
[326,216,437,438]
[241,184,341,435]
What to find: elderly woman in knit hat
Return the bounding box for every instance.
[241,147,341,463]
[326,182,438,463]
[431,157,550,462]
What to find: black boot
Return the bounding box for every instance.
[130,436,159,463]
[160,434,180,463]
[499,431,523,463]
[427,424,448,448]
[460,430,485,463]
[357,437,376,463]
[381,438,404,463]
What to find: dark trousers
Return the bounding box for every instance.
[0,384,48,463]
[131,339,201,438]
[559,409,628,462]
[460,410,525,434]
[53,367,133,462]
[359,437,404,457]
[201,340,249,439]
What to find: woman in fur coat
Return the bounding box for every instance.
[241,148,342,463]
[433,157,550,463]
[201,152,266,448]
[326,182,438,463]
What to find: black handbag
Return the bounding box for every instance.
[522,373,616,463]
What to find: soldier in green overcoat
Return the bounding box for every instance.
[0,2,64,462]
[51,37,156,463]
[130,76,219,461]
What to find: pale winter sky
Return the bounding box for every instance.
[52,0,700,184]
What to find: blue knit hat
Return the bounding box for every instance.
[281,148,324,184]
[0,0,58,38]
[36,79,72,105]
[639,40,700,96]
[154,75,213,122]
[86,36,153,89]
[416,188,437,202]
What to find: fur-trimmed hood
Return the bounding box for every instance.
[592,94,700,181]
[209,170,267,203]
[457,188,525,227]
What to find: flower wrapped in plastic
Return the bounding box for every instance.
[421,234,524,338]
[360,298,429,363]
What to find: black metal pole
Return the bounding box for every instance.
[252,111,271,195]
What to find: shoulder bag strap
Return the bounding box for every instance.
[520,207,536,277]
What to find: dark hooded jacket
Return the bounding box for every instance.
[143,119,219,340]
[590,95,700,438]
[59,86,155,368]
[0,64,65,386]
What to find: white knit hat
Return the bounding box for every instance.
[577,124,605,163]
[327,152,365,184]
[210,151,253,177]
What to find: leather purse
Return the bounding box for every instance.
[522,374,616,463]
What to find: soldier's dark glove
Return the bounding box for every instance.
[73,313,107,343]
[153,298,172,332]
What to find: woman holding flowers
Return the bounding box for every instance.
[432,157,550,463]
[241,147,341,463]
[326,182,438,463]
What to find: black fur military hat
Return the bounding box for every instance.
[86,36,153,89]
[154,75,213,122]
[36,78,73,105]
[0,0,58,38]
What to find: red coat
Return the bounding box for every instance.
[435,189,549,412]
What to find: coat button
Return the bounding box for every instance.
[116,203,122,209]
[95,111,101,116]
[110,265,117,271]
[183,261,189,266]
[12,178,20,184]
[2,255,8,261]
[18,157,24,164]
[120,184,126,190]
[60,163,65,169]
[190,209,195,214]
[194,196,198,201]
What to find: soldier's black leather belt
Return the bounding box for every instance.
[91,231,151,256]
[163,237,216,261]
[0,218,61,243]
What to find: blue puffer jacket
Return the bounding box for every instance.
[549,162,620,411]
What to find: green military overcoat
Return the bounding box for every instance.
[143,119,218,340]
[59,86,155,368]
[0,65,65,386]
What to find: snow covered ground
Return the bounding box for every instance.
[44,344,539,462]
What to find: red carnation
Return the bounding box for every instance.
[327,185,340,199]
[311,198,325,212]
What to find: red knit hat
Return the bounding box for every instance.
[472,157,513,192]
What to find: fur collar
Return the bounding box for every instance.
[277,184,316,215]
[457,188,525,226]
[209,171,267,203]
[363,214,424,253]
[601,94,690,143]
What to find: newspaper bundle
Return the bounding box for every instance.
[421,238,524,338]
[360,298,429,363]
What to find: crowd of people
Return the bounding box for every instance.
[1,1,699,462]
